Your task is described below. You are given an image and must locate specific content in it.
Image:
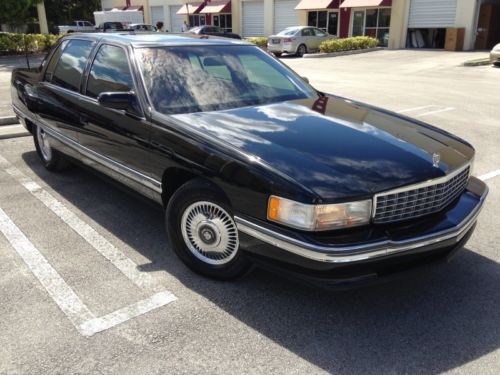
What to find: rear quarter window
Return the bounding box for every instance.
[51,39,94,92]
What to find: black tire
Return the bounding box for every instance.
[273,52,282,57]
[166,178,252,280]
[33,124,71,171]
[296,44,307,57]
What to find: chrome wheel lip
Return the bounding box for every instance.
[36,126,52,161]
[181,201,239,266]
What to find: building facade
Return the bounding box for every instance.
[101,0,500,50]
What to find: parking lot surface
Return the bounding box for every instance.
[1,50,499,374]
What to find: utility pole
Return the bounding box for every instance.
[36,1,49,34]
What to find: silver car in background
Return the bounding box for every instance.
[490,43,500,66]
[267,26,335,57]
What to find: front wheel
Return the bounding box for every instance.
[33,125,71,171]
[166,179,252,280]
[273,52,282,57]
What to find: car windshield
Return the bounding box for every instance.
[136,45,317,114]
[277,28,299,36]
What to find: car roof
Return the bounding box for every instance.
[65,32,249,47]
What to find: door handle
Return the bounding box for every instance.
[79,113,89,125]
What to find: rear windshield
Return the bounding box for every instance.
[277,28,299,36]
[136,45,317,115]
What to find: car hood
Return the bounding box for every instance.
[172,96,474,201]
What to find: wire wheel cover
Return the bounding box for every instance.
[181,201,239,265]
[36,126,52,161]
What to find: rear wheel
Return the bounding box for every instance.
[296,44,307,57]
[33,125,71,171]
[166,179,252,280]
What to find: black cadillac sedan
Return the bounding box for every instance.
[187,26,241,40]
[11,33,488,287]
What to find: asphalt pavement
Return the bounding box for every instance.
[0,50,499,374]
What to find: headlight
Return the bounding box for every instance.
[267,196,372,231]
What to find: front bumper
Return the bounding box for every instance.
[490,51,500,64]
[236,177,488,284]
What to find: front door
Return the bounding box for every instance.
[352,10,365,37]
[328,12,338,36]
[77,44,152,177]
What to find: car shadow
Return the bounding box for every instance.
[22,151,500,373]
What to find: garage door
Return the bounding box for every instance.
[242,1,265,37]
[408,0,457,28]
[169,5,184,33]
[150,6,164,27]
[273,0,300,34]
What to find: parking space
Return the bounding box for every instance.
[1,50,499,373]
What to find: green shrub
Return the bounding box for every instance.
[244,37,268,48]
[0,32,61,55]
[319,36,379,53]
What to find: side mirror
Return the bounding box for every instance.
[302,76,309,84]
[97,91,141,116]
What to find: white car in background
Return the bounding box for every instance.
[57,20,95,34]
[267,26,335,57]
[490,43,500,66]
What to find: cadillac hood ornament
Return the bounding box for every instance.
[432,153,441,168]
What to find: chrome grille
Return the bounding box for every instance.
[373,166,470,224]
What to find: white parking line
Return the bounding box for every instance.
[415,107,455,118]
[0,208,95,328]
[479,169,500,181]
[0,154,177,337]
[0,154,159,292]
[79,291,175,337]
[397,105,435,113]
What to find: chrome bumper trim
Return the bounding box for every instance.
[235,183,488,264]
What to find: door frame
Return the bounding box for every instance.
[306,9,340,36]
[349,7,392,38]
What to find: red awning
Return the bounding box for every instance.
[177,3,204,15]
[200,1,231,14]
[295,0,335,10]
[340,0,384,8]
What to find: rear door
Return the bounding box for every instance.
[300,27,316,50]
[76,43,153,176]
[36,38,95,141]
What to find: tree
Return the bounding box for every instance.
[0,0,39,29]
[43,0,102,32]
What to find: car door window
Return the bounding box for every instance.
[301,28,313,37]
[51,39,94,92]
[86,44,134,98]
[43,40,68,81]
[313,28,327,37]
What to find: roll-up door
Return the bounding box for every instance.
[151,6,164,27]
[242,1,265,37]
[408,0,457,28]
[170,5,184,33]
[273,0,300,34]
